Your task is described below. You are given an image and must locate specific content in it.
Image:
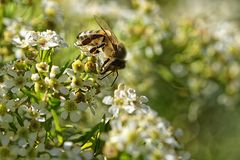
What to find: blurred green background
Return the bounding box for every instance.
[2,0,240,159]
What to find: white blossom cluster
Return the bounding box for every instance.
[0,134,94,160]
[12,30,67,50]
[103,84,190,160]
[0,53,100,159]
[0,74,95,158]
[1,58,99,120]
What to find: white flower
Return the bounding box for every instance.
[60,92,88,122]
[25,103,48,122]
[50,65,60,78]
[108,106,119,117]
[103,84,189,159]
[31,73,40,81]
[102,96,113,105]
[127,88,137,101]
[64,141,73,150]
[37,30,67,50]
[12,30,67,50]
[12,31,38,48]
[138,95,148,103]
[14,48,25,59]
[3,71,32,93]
[44,75,69,94]
[104,84,150,116]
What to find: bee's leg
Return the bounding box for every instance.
[111,71,118,86]
[101,58,110,71]
[98,71,113,80]
[98,70,118,87]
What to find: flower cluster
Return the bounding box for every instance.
[0,27,103,159]
[12,30,67,50]
[0,0,65,62]
[102,84,190,160]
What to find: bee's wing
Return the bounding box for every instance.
[94,15,119,45]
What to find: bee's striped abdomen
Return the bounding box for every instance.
[76,30,105,46]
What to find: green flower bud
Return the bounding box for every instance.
[72,60,84,73]
[0,103,7,116]
[36,62,49,72]
[84,60,96,73]
[34,80,47,92]
[14,60,26,71]
[46,78,56,88]
[71,77,82,87]
[87,56,97,63]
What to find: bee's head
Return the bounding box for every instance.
[115,43,127,59]
[101,59,126,75]
[111,59,126,69]
[107,59,126,71]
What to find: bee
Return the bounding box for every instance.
[75,16,127,86]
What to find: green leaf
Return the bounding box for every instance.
[51,109,62,132]
[20,88,38,103]
[48,96,61,108]
[8,122,17,132]
[51,109,63,146]
[56,61,71,79]
[44,117,53,131]
[77,123,101,145]
[78,115,111,156]
[14,110,24,127]
[120,152,132,160]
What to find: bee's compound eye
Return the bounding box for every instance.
[117,43,127,58]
